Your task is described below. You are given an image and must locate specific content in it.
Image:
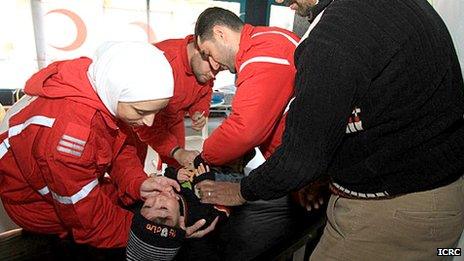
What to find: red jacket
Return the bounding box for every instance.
[202,24,300,165]
[0,58,147,248]
[135,35,213,166]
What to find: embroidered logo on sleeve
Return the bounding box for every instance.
[56,122,90,157]
[346,107,364,134]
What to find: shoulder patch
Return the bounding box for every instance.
[56,122,90,157]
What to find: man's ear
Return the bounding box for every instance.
[212,25,227,41]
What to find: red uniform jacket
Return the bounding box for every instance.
[0,58,147,248]
[136,35,213,166]
[202,24,300,165]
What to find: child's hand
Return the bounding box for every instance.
[196,163,210,176]
[177,168,193,182]
[193,164,214,196]
[180,216,219,238]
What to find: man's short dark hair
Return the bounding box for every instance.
[195,7,244,41]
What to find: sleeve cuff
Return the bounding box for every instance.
[239,177,260,201]
[128,175,147,201]
[170,146,182,158]
[193,153,210,168]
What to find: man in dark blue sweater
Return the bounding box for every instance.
[197,0,464,259]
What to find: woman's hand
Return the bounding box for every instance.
[140,176,180,200]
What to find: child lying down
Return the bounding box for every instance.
[126,164,234,261]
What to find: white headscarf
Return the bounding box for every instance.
[87,41,174,116]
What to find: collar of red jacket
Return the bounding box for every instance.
[24,57,118,130]
[235,24,255,71]
[181,34,195,76]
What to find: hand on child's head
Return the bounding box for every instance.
[141,192,180,227]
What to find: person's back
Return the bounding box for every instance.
[201,23,300,164]
[302,0,464,195]
[237,26,299,158]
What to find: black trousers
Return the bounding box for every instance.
[176,195,312,261]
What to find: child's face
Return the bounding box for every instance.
[141,191,180,227]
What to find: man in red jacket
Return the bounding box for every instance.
[135,35,218,168]
[192,7,312,260]
[0,42,213,252]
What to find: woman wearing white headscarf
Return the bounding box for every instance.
[0,42,211,252]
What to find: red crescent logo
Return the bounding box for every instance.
[46,9,87,51]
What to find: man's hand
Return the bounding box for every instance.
[294,179,329,211]
[173,148,199,167]
[179,216,219,238]
[196,181,246,206]
[191,111,206,131]
[140,176,180,200]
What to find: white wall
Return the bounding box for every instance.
[0,0,240,90]
[432,0,464,74]
[432,2,464,259]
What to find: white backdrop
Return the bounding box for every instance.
[0,0,242,90]
[433,0,464,74]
